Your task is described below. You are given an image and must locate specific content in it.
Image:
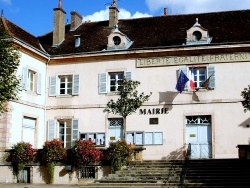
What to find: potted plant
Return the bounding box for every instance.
[69,139,102,171]
[107,140,133,173]
[7,142,35,179]
[41,139,67,184]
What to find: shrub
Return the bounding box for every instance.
[70,139,102,170]
[41,139,67,184]
[107,140,133,172]
[7,142,35,177]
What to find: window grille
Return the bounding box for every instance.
[109,119,123,127]
[186,115,211,124]
[80,166,96,179]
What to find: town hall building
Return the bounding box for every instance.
[1,0,250,184]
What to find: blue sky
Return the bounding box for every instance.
[1,0,250,36]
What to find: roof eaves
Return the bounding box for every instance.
[13,37,50,58]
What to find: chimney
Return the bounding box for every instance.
[109,0,119,28]
[70,11,83,31]
[53,0,66,47]
[164,8,168,16]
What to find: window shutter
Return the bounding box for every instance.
[72,74,80,95]
[207,66,215,88]
[22,66,28,90]
[98,73,107,94]
[37,73,42,95]
[179,66,188,90]
[49,76,57,96]
[125,71,132,80]
[72,119,79,142]
[48,120,55,141]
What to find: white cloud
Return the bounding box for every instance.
[83,7,152,22]
[145,0,250,14]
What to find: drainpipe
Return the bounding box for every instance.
[43,56,50,145]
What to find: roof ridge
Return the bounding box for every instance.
[0,16,12,36]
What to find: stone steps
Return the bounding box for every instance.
[184,159,250,188]
[80,158,250,188]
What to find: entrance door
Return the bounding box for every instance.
[186,116,212,159]
[108,118,123,142]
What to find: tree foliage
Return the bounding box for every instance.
[104,79,151,118]
[241,85,250,112]
[0,26,21,112]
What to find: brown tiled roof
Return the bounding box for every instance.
[0,17,43,51]
[4,9,250,56]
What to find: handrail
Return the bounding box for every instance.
[179,143,191,188]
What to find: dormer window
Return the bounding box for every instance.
[106,24,133,51]
[185,18,212,45]
[192,31,202,41]
[74,35,81,47]
[113,36,121,45]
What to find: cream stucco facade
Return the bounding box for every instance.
[1,1,250,184]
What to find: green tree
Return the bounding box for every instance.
[0,26,21,112]
[104,79,151,139]
[241,85,250,112]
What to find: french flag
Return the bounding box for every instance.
[190,68,195,90]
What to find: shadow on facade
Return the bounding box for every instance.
[159,91,179,103]
[161,146,185,160]
[238,117,250,128]
[37,166,49,184]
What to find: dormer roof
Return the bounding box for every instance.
[106,24,133,51]
[185,18,212,45]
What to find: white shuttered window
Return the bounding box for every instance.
[49,74,80,96]
[47,119,79,148]
[98,71,132,94]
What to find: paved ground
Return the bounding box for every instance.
[0,183,79,188]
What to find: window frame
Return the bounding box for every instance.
[47,119,79,148]
[23,66,41,95]
[126,131,163,146]
[179,65,215,91]
[49,74,80,97]
[22,116,37,147]
[80,132,105,146]
[188,66,207,88]
[28,69,37,92]
[109,72,124,92]
[59,75,73,95]
[98,71,132,94]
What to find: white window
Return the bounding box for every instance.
[144,132,163,145]
[80,133,105,146]
[179,65,215,90]
[22,117,36,147]
[109,72,123,92]
[47,119,79,148]
[22,66,41,94]
[126,132,163,145]
[49,74,79,96]
[108,118,123,142]
[59,75,73,95]
[28,70,36,92]
[98,71,132,94]
[126,132,144,145]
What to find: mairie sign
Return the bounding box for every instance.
[139,108,169,115]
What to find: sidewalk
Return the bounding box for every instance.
[0,183,79,188]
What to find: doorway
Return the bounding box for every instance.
[186,116,212,159]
